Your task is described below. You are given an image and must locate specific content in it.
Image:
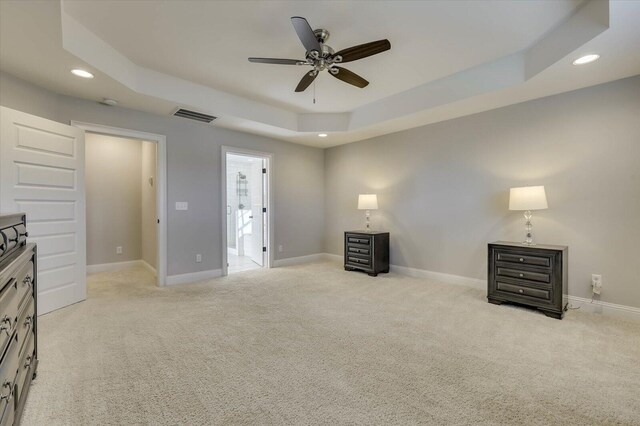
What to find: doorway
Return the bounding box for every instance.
[222,147,272,275]
[72,122,167,286]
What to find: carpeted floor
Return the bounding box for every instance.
[21,262,640,425]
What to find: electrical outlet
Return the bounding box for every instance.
[116,246,123,255]
[175,202,188,211]
[196,254,202,263]
[592,274,602,295]
[278,245,283,253]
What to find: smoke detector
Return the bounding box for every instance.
[100,98,118,106]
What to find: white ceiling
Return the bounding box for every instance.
[62,0,582,113]
[1,0,639,148]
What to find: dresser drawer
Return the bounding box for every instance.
[0,334,19,415]
[497,281,550,300]
[347,246,370,256]
[0,280,19,356]
[17,298,34,360]
[15,331,34,405]
[15,260,34,314]
[497,267,551,284]
[0,394,14,426]
[346,235,371,246]
[347,256,371,267]
[496,251,551,268]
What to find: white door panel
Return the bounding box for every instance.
[248,161,264,267]
[1,106,86,315]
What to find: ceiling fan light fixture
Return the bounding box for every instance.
[573,54,600,65]
[318,133,328,138]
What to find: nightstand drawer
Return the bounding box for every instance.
[347,256,370,266]
[496,251,551,268]
[346,235,371,246]
[497,282,550,300]
[497,267,551,284]
[347,246,370,256]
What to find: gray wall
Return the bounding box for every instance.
[86,133,142,265]
[0,72,325,276]
[325,76,640,308]
[141,141,157,269]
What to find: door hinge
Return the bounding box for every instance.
[262,207,266,213]
[262,247,267,252]
[157,219,160,224]
[262,168,266,173]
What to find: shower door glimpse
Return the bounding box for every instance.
[225,152,268,274]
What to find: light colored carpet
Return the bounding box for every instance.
[21,262,640,425]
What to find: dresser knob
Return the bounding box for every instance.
[519,258,524,262]
[0,381,12,402]
[518,289,524,293]
[519,273,524,277]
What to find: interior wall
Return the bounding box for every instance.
[141,141,157,269]
[0,71,325,277]
[324,75,640,308]
[86,133,142,265]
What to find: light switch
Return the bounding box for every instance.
[175,202,188,211]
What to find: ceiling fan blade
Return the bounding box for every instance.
[295,70,318,92]
[291,16,321,53]
[248,57,304,65]
[330,67,369,88]
[333,39,391,63]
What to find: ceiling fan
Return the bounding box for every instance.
[249,16,391,92]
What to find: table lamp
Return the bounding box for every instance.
[358,194,378,230]
[509,186,548,245]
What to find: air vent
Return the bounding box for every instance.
[173,108,216,123]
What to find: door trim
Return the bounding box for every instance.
[71,121,168,286]
[221,146,274,276]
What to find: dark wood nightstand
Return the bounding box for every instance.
[488,241,568,319]
[344,231,389,276]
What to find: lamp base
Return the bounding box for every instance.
[522,210,535,246]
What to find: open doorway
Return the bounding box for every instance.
[73,121,167,286]
[84,133,158,279]
[222,147,272,275]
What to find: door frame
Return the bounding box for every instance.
[71,121,168,286]
[221,146,273,276]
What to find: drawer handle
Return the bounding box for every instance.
[24,355,33,369]
[0,381,12,402]
[23,275,32,286]
[518,289,524,293]
[519,258,524,262]
[0,316,11,335]
[24,316,32,327]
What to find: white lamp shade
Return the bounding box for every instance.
[358,194,378,210]
[509,186,548,211]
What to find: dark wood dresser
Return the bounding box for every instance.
[344,231,389,276]
[488,241,568,319]
[0,214,38,425]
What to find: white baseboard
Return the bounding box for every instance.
[141,260,157,276]
[87,260,143,274]
[273,253,328,268]
[389,264,486,290]
[292,253,640,322]
[165,269,222,286]
[567,296,640,322]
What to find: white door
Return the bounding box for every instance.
[0,107,86,315]
[247,160,264,266]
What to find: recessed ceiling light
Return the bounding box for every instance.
[71,69,94,78]
[318,133,328,138]
[573,54,600,65]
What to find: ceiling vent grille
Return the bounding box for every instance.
[173,108,216,123]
